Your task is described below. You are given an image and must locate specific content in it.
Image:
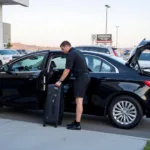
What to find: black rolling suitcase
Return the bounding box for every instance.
[43,84,64,127]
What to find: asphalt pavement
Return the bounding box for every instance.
[0,107,150,139]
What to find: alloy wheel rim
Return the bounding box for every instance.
[112,101,137,125]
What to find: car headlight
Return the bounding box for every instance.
[3,57,11,60]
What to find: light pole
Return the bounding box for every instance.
[116,26,119,48]
[105,5,110,34]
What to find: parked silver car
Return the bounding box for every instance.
[75,45,121,57]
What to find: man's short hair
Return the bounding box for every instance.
[60,41,71,47]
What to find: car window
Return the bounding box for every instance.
[11,54,46,72]
[84,55,102,72]
[139,53,150,61]
[83,47,110,54]
[51,56,66,69]
[84,54,116,73]
[101,62,114,72]
[85,57,88,64]
[0,50,18,55]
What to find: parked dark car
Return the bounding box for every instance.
[124,49,131,55]
[0,39,150,129]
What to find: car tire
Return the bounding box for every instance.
[108,96,143,129]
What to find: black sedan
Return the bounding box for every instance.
[0,39,150,129]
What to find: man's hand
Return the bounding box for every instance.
[56,69,70,87]
[55,81,62,87]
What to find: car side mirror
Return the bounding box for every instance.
[1,64,16,75]
[0,64,9,72]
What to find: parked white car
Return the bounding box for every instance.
[138,52,150,67]
[0,49,20,65]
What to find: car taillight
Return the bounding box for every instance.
[113,50,118,56]
[144,81,150,87]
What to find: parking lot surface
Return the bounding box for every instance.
[0,108,150,139]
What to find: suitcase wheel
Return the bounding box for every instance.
[43,123,46,127]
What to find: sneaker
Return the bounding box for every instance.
[67,121,81,130]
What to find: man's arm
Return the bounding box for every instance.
[55,69,70,87]
[56,52,74,87]
[59,69,70,82]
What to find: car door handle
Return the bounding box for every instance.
[100,77,109,81]
[28,75,38,80]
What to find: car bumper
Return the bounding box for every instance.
[146,110,150,117]
[145,103,150,117]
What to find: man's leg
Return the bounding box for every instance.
[67,74,89,130]
[66,97,83,130]
[75,97,83,123]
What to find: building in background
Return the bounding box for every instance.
[0,0,29,48]
[3,22,11,48]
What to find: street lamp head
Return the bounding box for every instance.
[105,5,110,8]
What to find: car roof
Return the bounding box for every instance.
[80,50,110,56]
[81,50,125,60]
[75,45,113,49]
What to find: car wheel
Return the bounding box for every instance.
[108,96,143,129]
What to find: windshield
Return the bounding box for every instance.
[139,53,150,61]
[0,50,19,55]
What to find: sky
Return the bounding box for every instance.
[2,0,150,48]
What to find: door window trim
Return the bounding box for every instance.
[47,54,66,73]
[84,54,119,73]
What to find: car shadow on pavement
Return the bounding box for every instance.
[0,107,111,128]
[0,107,150,139]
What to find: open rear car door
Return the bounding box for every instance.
[126,39,150,75]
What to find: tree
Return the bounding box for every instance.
[6,42,12,49]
